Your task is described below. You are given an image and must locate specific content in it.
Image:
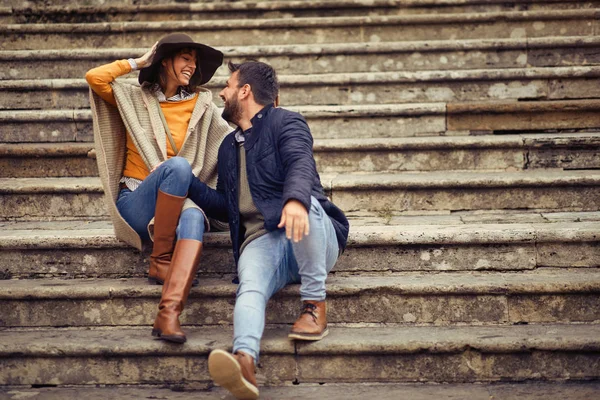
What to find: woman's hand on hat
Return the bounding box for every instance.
[135,41,158,69]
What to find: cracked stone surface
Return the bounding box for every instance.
[0,325,598,385]
[1,382,600,400]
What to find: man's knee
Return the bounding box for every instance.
[236,276,272,303]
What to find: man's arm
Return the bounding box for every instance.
[276,112,317,242]
[189,171,229,222]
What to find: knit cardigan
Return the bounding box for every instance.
[90,81,231,250]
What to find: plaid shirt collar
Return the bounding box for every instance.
[148,83,196,103]
[234,126,253,144]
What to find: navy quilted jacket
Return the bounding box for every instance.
[189,103,349,265]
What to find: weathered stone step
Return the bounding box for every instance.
[5,0,600,11]
[5,0,600,24]
[4,66,600,110]
[2,9,598,50]
[2,214,598,279]
[0,324,598,386]
[2,170,600,220]
[0,143,96,178]
[2,382,600,400]
[3,36,600,80]
[2,270,600,327]
[330,169,600,213]
[2,133,599,177]
[3,100,600,143]
[447,98,600,132]
[314,133,600,173]
[0,177,106,221]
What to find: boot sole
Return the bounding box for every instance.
[148,277,164,285]
[208,349,259,400]
[148,277,199,287]
[151,329,187,344]
[288,327,329,341]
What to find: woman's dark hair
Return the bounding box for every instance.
[228,60,279,106]
[147,48,203,92]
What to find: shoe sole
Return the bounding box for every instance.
[151,329,186,344]
[288,327,329,341]
[208,349,259,400]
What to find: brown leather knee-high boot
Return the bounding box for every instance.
[151,238,203,343]
[148,189,186,285]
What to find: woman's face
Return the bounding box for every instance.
[161,49,198,87]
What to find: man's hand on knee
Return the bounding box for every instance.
[278,199,309,243]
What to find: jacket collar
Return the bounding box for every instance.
[243,103,275,150]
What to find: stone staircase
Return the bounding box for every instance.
[1,0,599,398]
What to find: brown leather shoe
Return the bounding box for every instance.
[151,239,202,343]
[288,300,329,341]
[208,349,258,400]
[148,189,186,285]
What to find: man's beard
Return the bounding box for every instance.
[222,96,243,125]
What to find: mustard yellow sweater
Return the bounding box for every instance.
[85,60,197,181]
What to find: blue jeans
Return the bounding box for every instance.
[233,196,339,361]
[116,157,205,242]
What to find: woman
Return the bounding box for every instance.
[86,33,231,344]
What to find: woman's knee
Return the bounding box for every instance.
[162,157,193,183]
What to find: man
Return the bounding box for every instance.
[188,60,349,399]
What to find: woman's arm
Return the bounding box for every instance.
[85,60,131,106]
[85,42,157,107]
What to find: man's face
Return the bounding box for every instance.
[220,71,243,125]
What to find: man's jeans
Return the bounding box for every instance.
[116,157,205,242]
[233,196,339,361]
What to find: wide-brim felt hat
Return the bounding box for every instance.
[138,33,223,86]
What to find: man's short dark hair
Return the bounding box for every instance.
[228,60,279,106]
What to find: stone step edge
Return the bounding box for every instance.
[2,270,600,299]
[2,170,600,194]
[5,0,596,15]
[2,383,600,399]
[3,133,599,157]
[314,133,600,151]
[1,219,598,250]
[326,170,600,190]
[0,103,446,121]
[0,142,94,157]
[2,99,600,122]
[2,9,598,32]
[2,36,599,60]
[5,66,600,89]
[0,324,598,357]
